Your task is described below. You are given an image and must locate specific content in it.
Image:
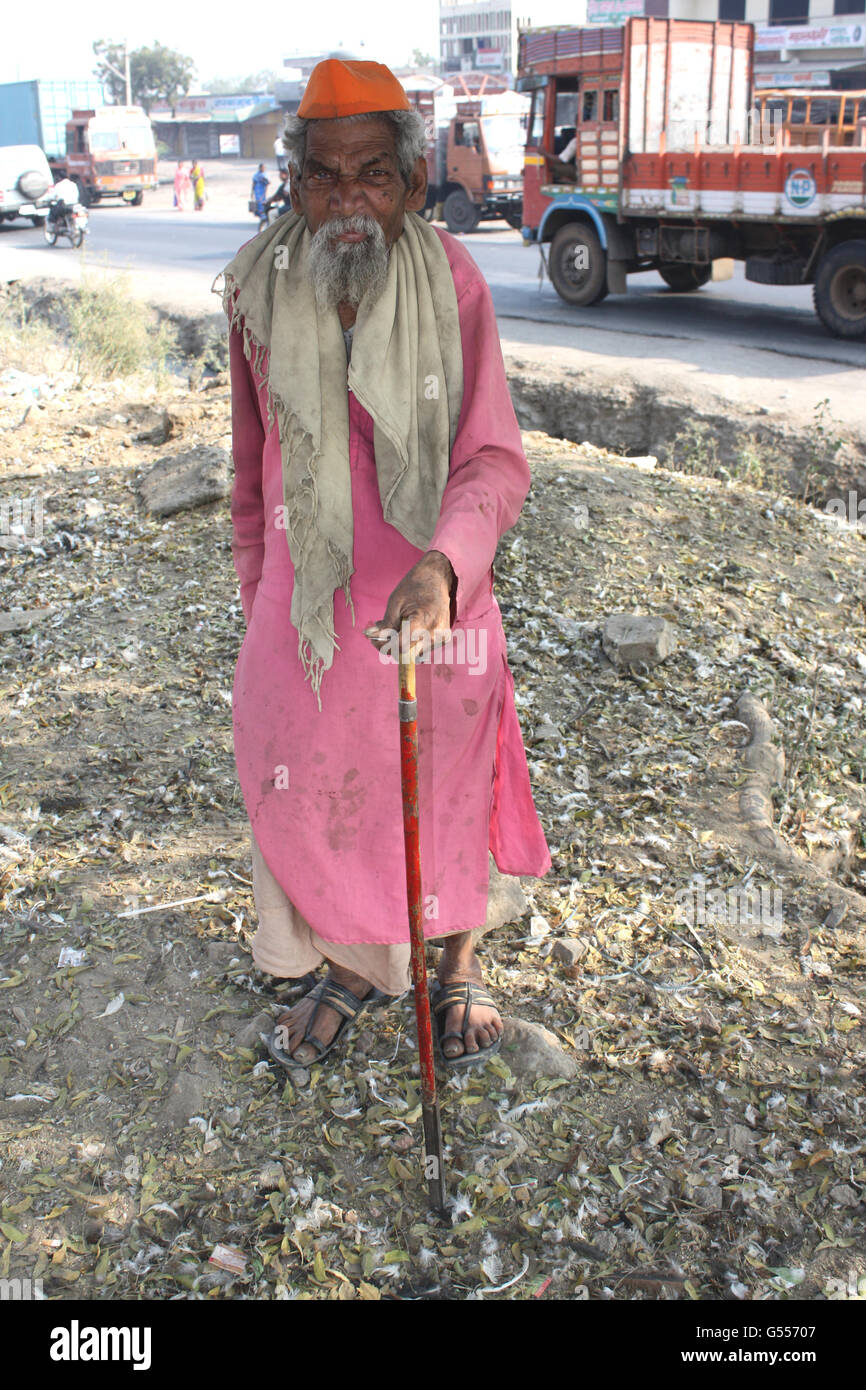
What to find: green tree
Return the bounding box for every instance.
[411,48,437,70]
[205,69,279,95]
[93,40,196,111]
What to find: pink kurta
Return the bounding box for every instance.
[229,226,550,947]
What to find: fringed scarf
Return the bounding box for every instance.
[214,210,463,709]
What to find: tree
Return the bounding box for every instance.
[411,48,437,70]
[204,70,280,95]
[93,40,196,111]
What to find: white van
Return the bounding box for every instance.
[0,144,54,225]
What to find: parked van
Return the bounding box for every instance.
[0,143,54,225]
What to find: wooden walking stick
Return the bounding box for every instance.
[398,654,447,1215]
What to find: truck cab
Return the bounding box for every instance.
[58,107,158,205]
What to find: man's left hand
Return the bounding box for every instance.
[365,551,456,661]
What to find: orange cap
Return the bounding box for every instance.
[297,59,410,120]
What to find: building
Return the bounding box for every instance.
[454,1,866,87]
[149,93,285,160]
[584,3,866,89]
[439,3,587,76]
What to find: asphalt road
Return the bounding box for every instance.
[2,162,865,373]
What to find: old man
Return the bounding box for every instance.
[219,58,550,1072]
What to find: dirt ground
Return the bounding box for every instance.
[0,350,865,1301]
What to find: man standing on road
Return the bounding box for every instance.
[218,58,550,1073]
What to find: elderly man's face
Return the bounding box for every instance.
[290,115,427,250]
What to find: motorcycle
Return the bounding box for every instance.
[43,201,89,248]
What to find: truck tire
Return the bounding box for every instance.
[548,222,607,306]
[443,190,479,234]
[659,264,711,292]
[130,191,144,206]
[813,240,866,340]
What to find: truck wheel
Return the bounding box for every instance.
[130,192,143,206]
[443,190,479,234]
[813,240,866,340]
[548,223,607,306]
[659,264,711,292]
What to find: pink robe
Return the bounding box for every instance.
[229,226,550,947]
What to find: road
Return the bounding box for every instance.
[2,158,865,431]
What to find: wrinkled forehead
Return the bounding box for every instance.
[304,115,399,166]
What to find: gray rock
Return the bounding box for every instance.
[602,614,677,669]
[829,1184,861,1209]
[138,446,230,517]
[0,607,57,634]
[159,1072,208,1128]
[473,859,528,945]
[134,408,173,445]
[234,1010,273,1049]
[729,1123,756,1154]
[258,1161,285,1191]
[500,1016,578,1080]
[551,937,588,970]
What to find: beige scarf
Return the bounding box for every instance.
[215,211,463,709]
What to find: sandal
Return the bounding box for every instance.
[430,979,503,1071]
[267,976,387,1071]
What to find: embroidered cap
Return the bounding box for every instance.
[297,59,410,120]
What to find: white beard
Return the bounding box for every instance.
[308,214,390,312]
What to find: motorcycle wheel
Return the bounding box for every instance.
[72,228,85,248]
[43,223,59,246]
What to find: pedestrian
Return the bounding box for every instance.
[274,127,288,176]
[251,161,270,230]
[190,160,206,210]
[217,59,550,1074]
[264,168,291,220]
[174,160,192,211]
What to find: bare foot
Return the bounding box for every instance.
[274,963,373,1066]
[436,944,502,1060]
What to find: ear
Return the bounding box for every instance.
[289,171,303,216]
[404,154,428,214]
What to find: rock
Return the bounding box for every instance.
[206,940,241,966]
[602,614,677,669]
[500,1017,578,1080]
[134,408,173,445]
[474,859,528,943]
[258,1161,285,1191]
[829,1184,861,1209]
[0,606,57,633]
[234,1010,273,1049]
[138,446,230,517]
[551,937,588,969]
[159,1072,208,1128]
[729,1124,756,1154]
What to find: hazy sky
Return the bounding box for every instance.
[3,0,441,87]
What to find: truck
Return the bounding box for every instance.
[517,18,866,339]
[0,80,158,206]
[405,77,527,233]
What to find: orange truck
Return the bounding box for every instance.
[518,18,866,338]
[406,80,527,233]
[0,81,157,206]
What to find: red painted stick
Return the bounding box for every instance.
[398,656,446,1214]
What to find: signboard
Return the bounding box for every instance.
[219,133,241,154]
[784,167,817,209]
[476,47,504,69]
[754,69,831,87]
[587,0,644,24]
[755,22,865,52]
